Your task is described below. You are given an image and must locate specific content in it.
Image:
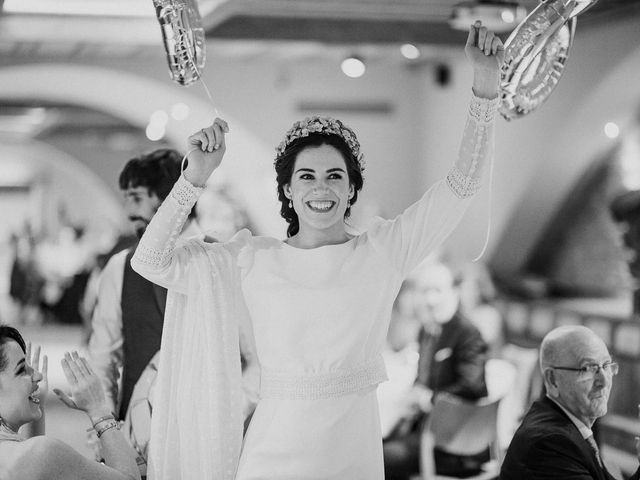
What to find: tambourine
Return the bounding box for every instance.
[499,0,598,121]
[152,0,206,87]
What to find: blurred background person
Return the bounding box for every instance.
[383,260,489,480]
[36,223,94,326]
[458,261,504,358]
[8,224,44,326]
[195,183,253,242]
[79,232,137,347]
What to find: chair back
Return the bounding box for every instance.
[429,393,501,455]
[420,393,502,478]
[485,358,517,401]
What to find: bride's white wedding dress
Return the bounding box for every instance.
[132,94,498,480]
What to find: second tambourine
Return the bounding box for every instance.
[499,0,598,121]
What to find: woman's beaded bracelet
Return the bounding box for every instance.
[95,419,120,438]
[91,415,115,429]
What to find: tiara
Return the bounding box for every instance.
[275,116,364,170]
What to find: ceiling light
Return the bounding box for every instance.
[400,44,421,60]
[341,56,366,78]
[146,123,165,141]
[604,122,620,139]
[149,110,169,126]
[500,9,515,23]
[449,1,527,33]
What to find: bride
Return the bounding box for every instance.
[132,21,504,480]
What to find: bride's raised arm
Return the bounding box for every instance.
[130,118,229,291]
[368,22,504,276]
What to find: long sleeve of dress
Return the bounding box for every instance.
[131,176,204,293]
[368,93,499,277]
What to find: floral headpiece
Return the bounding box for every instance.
[275,116,365,171]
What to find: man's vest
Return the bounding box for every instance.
[119,247,166,419]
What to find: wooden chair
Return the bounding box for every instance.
[418,392,503,480]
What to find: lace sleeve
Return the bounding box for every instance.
[131,175,203,289]
[445,94,499,198]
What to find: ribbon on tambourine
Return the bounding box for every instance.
[499,0,598,121]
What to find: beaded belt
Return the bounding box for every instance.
[260,355,388,400]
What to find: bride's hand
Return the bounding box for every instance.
[465,21,505,72]
[465,21,505,98]
[184,117,229,187]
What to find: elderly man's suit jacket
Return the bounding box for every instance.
[500,397,640,480]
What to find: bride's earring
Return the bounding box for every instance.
[289,200,293,209]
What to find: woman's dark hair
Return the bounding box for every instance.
[0,325,26,372]
[275,134,364,237]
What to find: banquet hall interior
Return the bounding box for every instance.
[1,0,640,477]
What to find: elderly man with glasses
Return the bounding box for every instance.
[500,325,639,480]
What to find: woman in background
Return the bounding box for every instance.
[0,325,140,480]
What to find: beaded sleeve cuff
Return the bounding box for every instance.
[135,243,169,267]
[133,175,203,268]
[171,174,203,208]
[446,166,482,198]
[469,94,499,124]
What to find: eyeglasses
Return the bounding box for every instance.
[551,361,619,380]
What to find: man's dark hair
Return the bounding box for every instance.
[119,149,183,201]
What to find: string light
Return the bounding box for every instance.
[149,109,169,125]
[604,122,620,139]
[341,56,365,78]
[146,109,168,141]
[400,44,421,60]
[146,123,165,141]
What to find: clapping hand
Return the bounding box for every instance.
[26,342,48,404]
[183,117,230,187]
[54,352,110,418]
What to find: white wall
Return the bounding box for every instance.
[488,16,640,273]
[407,15,640,270]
